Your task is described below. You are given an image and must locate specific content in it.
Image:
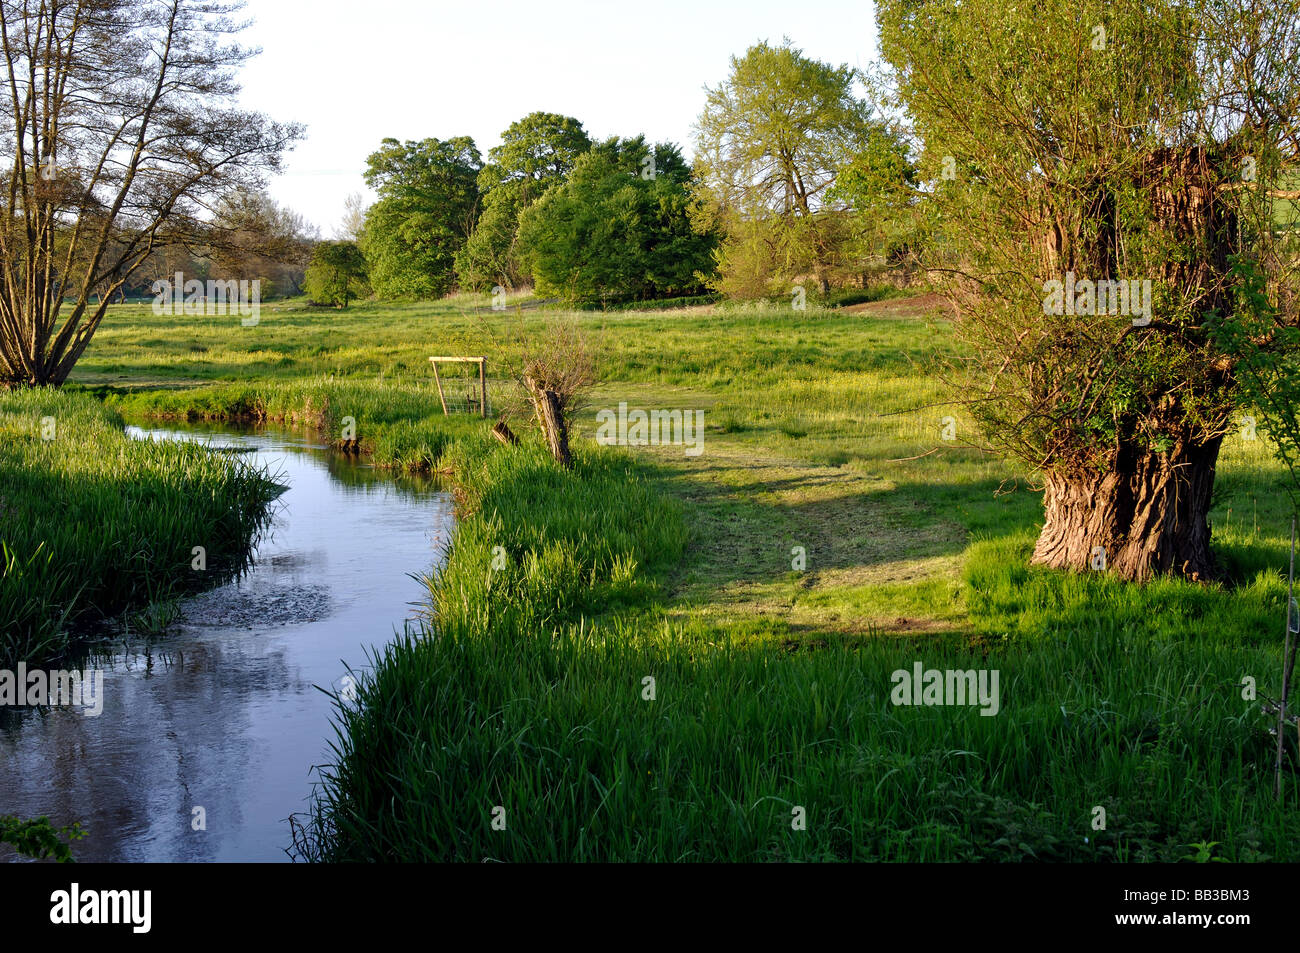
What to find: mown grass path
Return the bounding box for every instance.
[79,290,1295,642]
[625,427,969,638]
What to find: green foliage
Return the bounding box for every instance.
[361,200,465,300]
[875,0,1300,476]
[456,113,592,293]
[68,294,1300,861]
[75,294,954,397]
[830,125,922,266]
[693,38,880,296]
[479,112,591,195]
[0,815,85,863]
[304,241,369,308]
[516,136,719,304]
[294,453,1300,862]
[454,181,531,293]
[1207,255,1300,514]
[360,137,481,299]
[577,293,721,313]
[1182,840,1229,863]
[105,377,487,471]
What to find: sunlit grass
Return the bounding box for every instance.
[294,436,1298,862]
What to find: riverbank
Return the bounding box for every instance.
[0,390,282,669]
[1,421,458,862]
[289,423,1299,862]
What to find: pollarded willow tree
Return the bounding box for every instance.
[0,0,300,387]
[878,0,1300,582]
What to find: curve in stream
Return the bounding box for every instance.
[0,422,454,862]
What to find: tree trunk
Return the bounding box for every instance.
[537,388,571,469]
[1031,435,1222,582]
[491,421,520,446]
[525,375,572,469]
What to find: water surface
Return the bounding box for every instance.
[0,422,453,862]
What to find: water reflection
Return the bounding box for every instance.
[0,422,453,862]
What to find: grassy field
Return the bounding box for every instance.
[44,290,1300,860]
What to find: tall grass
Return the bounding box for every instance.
[295,442,1300,862]
[70,294,956,394]
[300,624,1296,862]
[63,294,1300,861]
[0,388,279,667]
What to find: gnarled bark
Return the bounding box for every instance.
[1032,435,1223,582]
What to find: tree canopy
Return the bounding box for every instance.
[517,137,719,305]
[693,38,884,296]
[361,137,482,299]
[479,112,592,197]
[304,241,369,308]
[0,0,301,386]
[208,191,317,299]
[456,112,592,292]
[877,0,1300,580]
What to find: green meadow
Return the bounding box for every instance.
[8,290,1298,860]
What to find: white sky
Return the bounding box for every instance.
[235,0,881,235]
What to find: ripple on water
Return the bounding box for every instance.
[180,583,334,629]
[1,423,453,862]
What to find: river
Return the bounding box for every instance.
[0,422,454,862]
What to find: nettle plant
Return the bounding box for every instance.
[878,0,1300,581]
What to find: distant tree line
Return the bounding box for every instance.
[326,38,917,307]
[113,191,318,303]
[27,34,921,321]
